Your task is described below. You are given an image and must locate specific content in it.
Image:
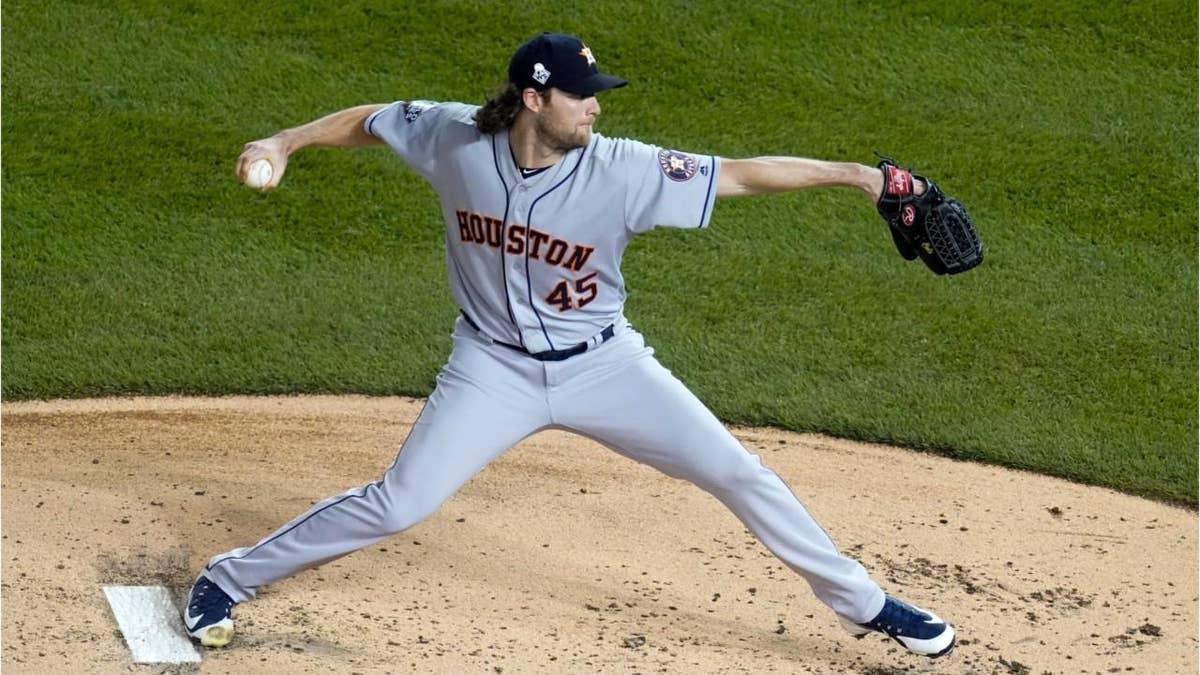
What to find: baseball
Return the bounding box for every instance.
[244,159,273,189]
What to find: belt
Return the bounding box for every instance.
[461,312,615,362]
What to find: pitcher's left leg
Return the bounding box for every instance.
[552,340,883,622]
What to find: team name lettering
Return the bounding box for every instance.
[456,209,594,272]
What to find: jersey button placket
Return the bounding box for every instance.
[507,191,542,352]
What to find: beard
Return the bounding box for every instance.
[534,114,590,152]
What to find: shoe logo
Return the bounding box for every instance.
[184,608,204,630]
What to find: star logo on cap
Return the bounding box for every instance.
[578,46,596,65]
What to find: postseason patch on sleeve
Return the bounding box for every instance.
[402,100,434,123]
[657,148,699,182]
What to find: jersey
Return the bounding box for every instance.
[364,100,721,353]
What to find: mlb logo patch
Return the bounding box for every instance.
[657,149,698,182]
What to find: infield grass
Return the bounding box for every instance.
[3,1,1196,504]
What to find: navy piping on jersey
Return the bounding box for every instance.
[448,254,477,313]
[699,155,716,228]
[489,134,520,342]
[366,108,382,138]
[525,142,589,351]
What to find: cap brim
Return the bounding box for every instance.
[559,72,628,97]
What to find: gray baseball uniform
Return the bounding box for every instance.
[201,100,886,624]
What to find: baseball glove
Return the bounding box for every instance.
[875,158,983,275]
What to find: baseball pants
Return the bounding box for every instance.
[203,319,886,623]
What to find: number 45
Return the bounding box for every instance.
[546,272,599,312]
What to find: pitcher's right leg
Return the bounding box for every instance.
[189,329,550,646]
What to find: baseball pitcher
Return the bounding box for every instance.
[186,32,980,660]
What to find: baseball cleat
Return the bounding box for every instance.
[839,595,956,658]
[183,575,236,647]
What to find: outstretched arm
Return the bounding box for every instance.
[717,156,914,203]
[235,104,388,191]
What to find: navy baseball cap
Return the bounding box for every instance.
[508,32,628,97]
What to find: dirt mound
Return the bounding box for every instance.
[2,395,1195,673]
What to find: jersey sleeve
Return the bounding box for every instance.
[363,100,452,180]
[620,139,720,234]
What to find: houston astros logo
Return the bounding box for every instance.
[578,46,596,65]
[901,204,917,226]
[657,149,698,182]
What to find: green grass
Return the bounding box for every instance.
[3,1,1196,504]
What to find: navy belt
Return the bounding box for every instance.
[461,312,614,362]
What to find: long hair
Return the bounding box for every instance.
[474,83,547,134]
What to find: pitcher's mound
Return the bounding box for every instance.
[2,395,1195,673]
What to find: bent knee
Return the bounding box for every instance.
[693,451,772,494]
[379,489,447,535]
